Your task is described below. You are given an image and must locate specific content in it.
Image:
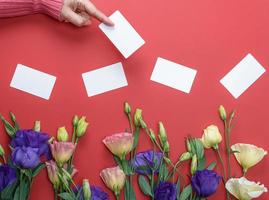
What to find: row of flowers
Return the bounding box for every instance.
[0,104,267,200]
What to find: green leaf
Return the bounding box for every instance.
[0,181,18,200]
[0,115,16,137]
[158,159,169,182]
[32,163,46,177]
[207,162,217,170]
[138,175,153,197]
[176,178,181,200]
[197,156,206,170]
[58,192,76,200]
[179,184,192,200]
[132,127,141,151]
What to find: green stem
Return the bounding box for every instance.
[2,155,6,164]
[54,188,58,200]
[215,148,227,183]
[127,114,134,134]
[224,120,231,179]
[115,192,120,200]
[19,171,23,200]
[150,170,155,200]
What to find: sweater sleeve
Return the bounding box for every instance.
[0,0,63,20]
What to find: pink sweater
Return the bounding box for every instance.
[0,0,63,20]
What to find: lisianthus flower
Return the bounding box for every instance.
[100,166,125,195]
[226,177,267,200]
[154,181,177,200]
[131,150,163,175]
[231,143,267,173]
[11,129,51,159]
[12,146,40,169]
[50,141,75,166]
[75,185,109,200]
[102,132,133,160]
[0,164,17,192]
[46,160,60,188]
[191,169,221,198]
[201,125,222,149]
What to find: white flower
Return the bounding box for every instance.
[231,143,267,173]
[226,177,267,200]
[201,125,222,149]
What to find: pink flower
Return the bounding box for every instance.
[100,166,126,195]
[50,141,75,166]
[103,132,134,159]
[46,160,59,188]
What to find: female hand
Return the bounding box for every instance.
[61,0,114,27]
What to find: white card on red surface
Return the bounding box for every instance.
[150,57,197,93]
[220,54,266,99]
[82,62,128,97]
[10,64,56,100]
[99,10,145,58]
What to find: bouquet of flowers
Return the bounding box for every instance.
[99,103,268,200]
[0,113,51,200]
[0,103,267,200]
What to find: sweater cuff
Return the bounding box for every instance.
[34,0,64,20]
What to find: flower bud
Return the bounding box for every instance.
[163,142,170,154]
[33,121,41,132]
[186,139,192,152]
[179,152,192,162]
[73,115,79,127]
[201,125,222,149]
[0,145,5,156]
[191,154,198,175]
[149,129,156,142]
[57,127,69,142]
[134,109,142,127]
[83,179,91,200]
[158,122,167,146]
[76,117,89,138]
[46,160,60,189]
[219,105,227,121]
[140,120,147,129]
[124,102,131,115]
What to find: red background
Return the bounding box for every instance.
[0,0,269,199]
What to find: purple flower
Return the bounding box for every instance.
[75,185,109,200]
[12,146,40,169]
[191,169,221,198]
[0,164,17,192]
[11,130,51,159]
[154,182,177,200]
[132,150,163,175]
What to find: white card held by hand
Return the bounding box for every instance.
[220,54,266,99]
[10,64,56,100]
[150,57,197,93]
[82,62,128,97]
[99,10,145,58]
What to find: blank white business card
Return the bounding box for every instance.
[150,57,197,93]
[10,64,56,100]
[99,10,145,58]
[220,54,266,99]
[82,62,128,97]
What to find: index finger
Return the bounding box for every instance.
[84,1,114,26]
